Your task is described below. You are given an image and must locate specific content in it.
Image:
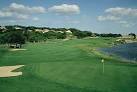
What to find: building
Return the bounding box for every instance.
[35,29,49,33]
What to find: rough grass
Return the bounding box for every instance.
[0,38,137,92]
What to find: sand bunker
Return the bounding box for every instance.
[0,65,25,77]
[9,49,27,51]
[63,39,69,41]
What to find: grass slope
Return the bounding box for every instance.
[0,38,137,92]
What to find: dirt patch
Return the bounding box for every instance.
[9,49,27,51]
[0,65,25,77]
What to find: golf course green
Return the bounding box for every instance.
[0,38,137,92]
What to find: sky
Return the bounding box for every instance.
[0,0,137,34]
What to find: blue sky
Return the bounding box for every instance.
[0,0,137,34]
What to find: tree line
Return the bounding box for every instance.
[0,25,124,46]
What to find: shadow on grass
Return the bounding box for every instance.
[0,47,8,59]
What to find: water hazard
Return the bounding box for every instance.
[101,42,137,61]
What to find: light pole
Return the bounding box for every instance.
[101,59,104,74]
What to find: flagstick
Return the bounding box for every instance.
[101,59,104,74]
[103,61,104,73]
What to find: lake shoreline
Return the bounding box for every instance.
[100,42,137,62]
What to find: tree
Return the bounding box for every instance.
[1,31,25,48]
[69,28,93,39]
[29,32,46,42]
[99,33,122,37]
[129,33,136,39]
[23,29,31,41]
[56,32,66,39]
[0,33,7,44]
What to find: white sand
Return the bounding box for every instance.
[0,65,25,77]
[9,49,27,51]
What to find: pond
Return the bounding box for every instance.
[101,42,137,61]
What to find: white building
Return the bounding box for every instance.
[35,29,49,33]
[66,30,72,34]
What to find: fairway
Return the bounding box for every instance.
[0,38,137,92]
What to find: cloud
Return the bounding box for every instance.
[0,10,12,17]
[0,3,80,23]
[121,23,134,28]
[16,14,29,20]
[69,20,80,24]
[98,7,137,28]
[9,20,16,23]
[117,21,135,28]
[105,7,137,16]
[0,3,46,21]
[6,3,46,14]
[97,15,120,21]
[48,4,80,14]
[32,17,39,21]
[118,21,128,24]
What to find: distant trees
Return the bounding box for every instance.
[0,31,25,48]
[69,28,92,38]
[56,32,66,39]
[0,26,67,44]
[69,28,122,38]
[5,31,25,44]
[99,33,122,37]
[0,25,124,47]
[129,33,136,39]
[0,33,6,44]
[29,32,46,42]
[44,31,66,39]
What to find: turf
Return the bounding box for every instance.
[0,38,137,92]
